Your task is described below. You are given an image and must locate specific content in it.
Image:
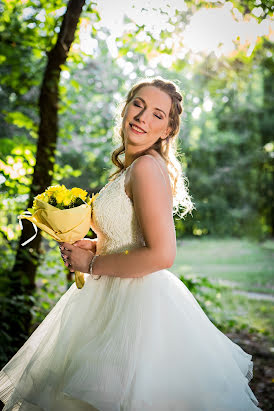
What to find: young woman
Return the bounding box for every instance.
[0,78,261,410]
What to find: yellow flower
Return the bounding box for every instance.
[54,193,62,203]
[31,184,92,210]
[71,187,88,201]
[33,192,50,210]
[63,193,74,206]
[49,186,69,204]
[46,184,66,195]
[33,199,38,211]
[35,193,45,201]
[124,249,129,254]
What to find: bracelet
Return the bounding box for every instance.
[89,255,101,280]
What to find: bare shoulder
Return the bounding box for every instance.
[131,153,159,172]
[125,150,173,206]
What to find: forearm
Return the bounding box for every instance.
[92,246,170,279]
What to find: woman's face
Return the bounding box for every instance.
[122,86,172,151]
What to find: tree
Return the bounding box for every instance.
[9,0,86,345]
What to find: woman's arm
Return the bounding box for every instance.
[92,245,173,278]
[92,155,176,278]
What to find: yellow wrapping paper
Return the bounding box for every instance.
[18,199,92,289]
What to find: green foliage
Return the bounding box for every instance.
[1,0,272,239]
[174,238,274,294]
[3,111,37,135]
[0,292,35,367]
[179,273,224,325]
[178,273,267,337]
[0,141,35,195]
[30,237,68,328]
[0,0,273,360]
[209,289,274,339]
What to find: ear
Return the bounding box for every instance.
[161,126,172,140]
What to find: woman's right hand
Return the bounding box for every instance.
[73,238,97,254]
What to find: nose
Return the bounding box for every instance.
[134,107,148,123]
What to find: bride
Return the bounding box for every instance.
[0,78,261,410]
[60,78,189,279]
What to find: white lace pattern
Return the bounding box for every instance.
[91,168,146,256]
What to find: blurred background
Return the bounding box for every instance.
[0,0,273,408]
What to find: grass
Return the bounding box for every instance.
[172,237,274,294]
[207,288,274,344]
[171,237,274,343]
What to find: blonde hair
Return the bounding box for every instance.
[109,76,195,219]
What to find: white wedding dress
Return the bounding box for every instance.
[0,159,261,411]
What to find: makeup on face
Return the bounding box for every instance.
[126,87,171,136]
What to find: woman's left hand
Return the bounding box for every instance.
[59,242,94,273]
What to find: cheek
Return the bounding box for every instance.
[126,105,136,119]
[122,107,131,127]
[153,122,167,135]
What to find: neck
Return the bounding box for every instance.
[124,147,155,168]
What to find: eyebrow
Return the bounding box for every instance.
[134,96,167,117]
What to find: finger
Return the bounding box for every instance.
[73,238,84,244]
[63,242,73,248]
[62,242,73,252]
[61,249,70,257]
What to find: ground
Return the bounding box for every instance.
[226,329,274,411]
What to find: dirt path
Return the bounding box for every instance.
[216,279,274,301]
[232,289,274,301]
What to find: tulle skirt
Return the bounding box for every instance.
[0,270,261,410]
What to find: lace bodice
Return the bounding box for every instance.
[90,167,146,255]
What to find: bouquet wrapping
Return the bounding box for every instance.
[18,185,98,289]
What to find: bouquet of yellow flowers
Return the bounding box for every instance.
[18,185,99,289]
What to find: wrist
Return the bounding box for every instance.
[89,254,101,280]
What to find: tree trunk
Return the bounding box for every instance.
[10,0,86,340]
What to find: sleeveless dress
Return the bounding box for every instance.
[0,156,261,411]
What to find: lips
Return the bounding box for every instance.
[129,123,147,133]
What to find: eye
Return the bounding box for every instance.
[133,102,142,108]
[154,114,163,120]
